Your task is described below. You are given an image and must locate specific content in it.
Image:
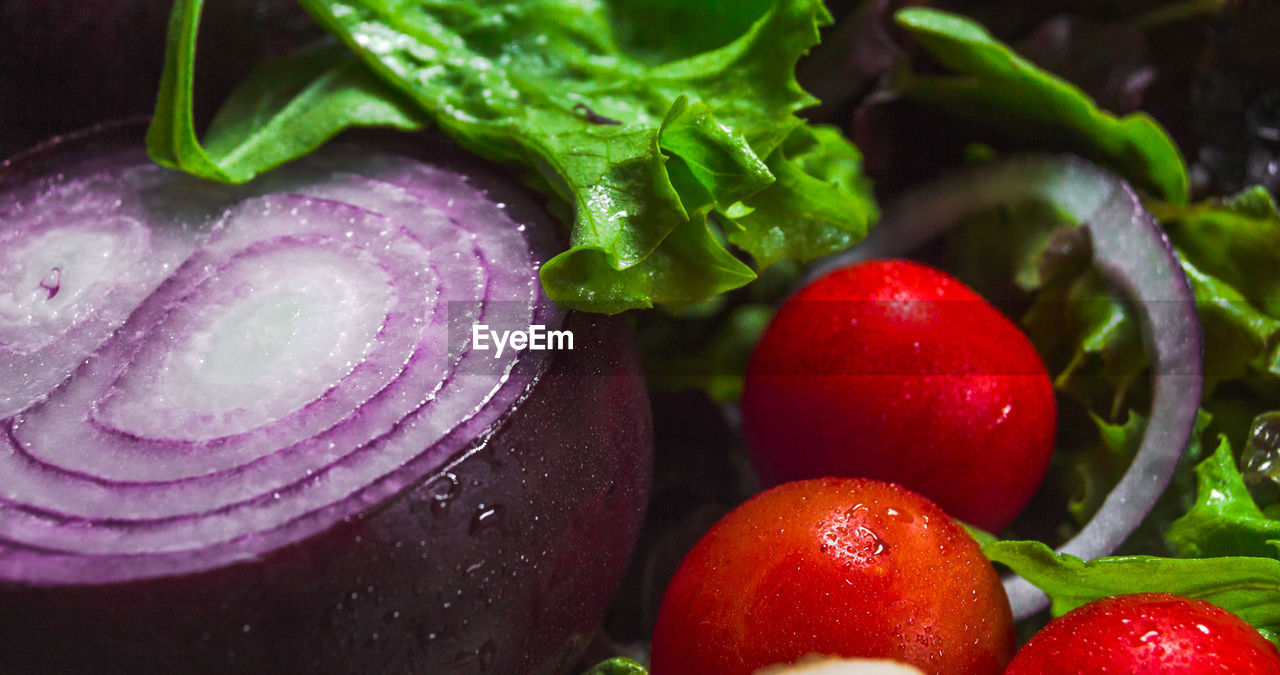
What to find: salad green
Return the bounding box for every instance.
[985,538,1280,643]
[1166,437,1280,559]
[892,8,1189,203]
[149,0,875,312]
[582,657,649,675]
[985,188,1280,549]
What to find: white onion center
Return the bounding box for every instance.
[98,243,396,441]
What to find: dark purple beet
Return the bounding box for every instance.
[0,313,650,674]
[0,122,653,673]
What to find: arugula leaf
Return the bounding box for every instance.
[1167,437,1280,559]
[150,0,875,313]
[148,0,423,183]
[960,521,1000,549]
[986,539,1280,632]
[893,8,1189,203]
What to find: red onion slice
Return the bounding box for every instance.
[0,123,653,673]
[809,156,1204,619]
[0,161,212,418]
[0,135,553,577]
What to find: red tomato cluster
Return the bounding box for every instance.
[650,260,1280,674]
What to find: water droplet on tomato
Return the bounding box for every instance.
[863,526,889,555]
[885,507,915,524]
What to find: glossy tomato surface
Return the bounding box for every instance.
[1005,593,1280,674]
[743,259,1056,532]
[649,478,1015,675]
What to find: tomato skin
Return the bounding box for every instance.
[742,259,1056,532]
[649,478,1015,675]
[1005,593,1280,674]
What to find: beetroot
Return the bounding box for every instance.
[0,122,652,673]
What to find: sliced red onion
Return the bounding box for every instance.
[809,155,1204,619]
[0,122,652,673]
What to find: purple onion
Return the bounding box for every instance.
[0,121,652,672]
[809,155,1204,620]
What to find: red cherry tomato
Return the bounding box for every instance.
[742,259,1056,532]
[650,478,1015,675]
[1005,593,1280,674]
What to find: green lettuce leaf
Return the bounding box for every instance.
[1022,267,1145,416]
[1065,411,1152,525]
[1014,189,1280,417]
[893,8,1189,203]
[604,0,776,64]
[1160,187,1280,379]
[725,125,876,268]
[148,1,424,182]
[298,0,876,311]
[1167,437,1280,559]
[150,0,876,313]
[1044,409,1211,557]
[986,539,1280,632]
[1054,187,1280,400]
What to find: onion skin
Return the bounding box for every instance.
[0,314,651,674]
[0,124,653,673]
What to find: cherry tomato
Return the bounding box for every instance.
[742,259,1056,532]
[1005,593,1280,674]
[649,478,1015,675]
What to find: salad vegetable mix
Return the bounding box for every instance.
[5,0,1280,671]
